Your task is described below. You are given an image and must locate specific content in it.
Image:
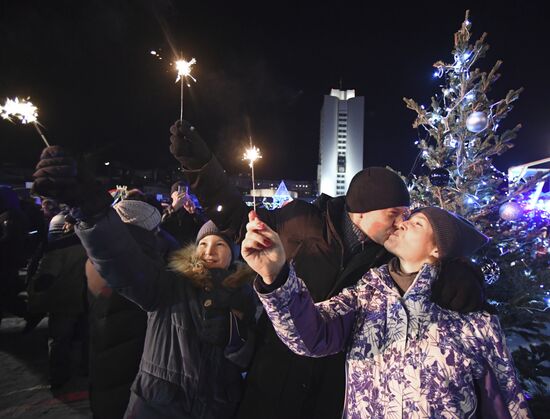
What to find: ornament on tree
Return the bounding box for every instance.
[443,135,457,148]
[480,257,500,285]
[429,167,450,186]
[499,201,522,221]
[466,111,488,132]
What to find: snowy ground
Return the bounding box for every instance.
[0,316,91,418]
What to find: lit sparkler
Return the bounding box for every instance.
[0,97,50,146]
[175,57,197,121]
[243,138,262,211]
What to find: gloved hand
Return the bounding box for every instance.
[32,146,112,220]
[169,120,212,169]
[432,258,485,313]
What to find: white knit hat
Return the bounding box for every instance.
[114,200,161,231]
[48,213,67,240]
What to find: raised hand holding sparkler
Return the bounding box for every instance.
[243,138,262,211]
[0,97,50,146]
[175,57,197,121]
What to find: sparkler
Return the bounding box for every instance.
[243,138,262,211]
[0,97,50,146]
[175,57,197,121]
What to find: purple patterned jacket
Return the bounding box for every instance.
[256,262,532,418]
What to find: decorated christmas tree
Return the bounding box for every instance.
[403,10,550,408]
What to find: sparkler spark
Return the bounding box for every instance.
[243,146,262,167]
[149,49,163,60]
[0,97,50,146]
[0,97,38,124]
[175,58,197,84]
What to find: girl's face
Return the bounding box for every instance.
[196,235,232,269]
[383,212,439,265]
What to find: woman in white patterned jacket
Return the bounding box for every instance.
[241,207,531,419]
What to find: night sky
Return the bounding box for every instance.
[1,1,548,182]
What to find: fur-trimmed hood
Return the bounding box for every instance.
[168,243,255,290]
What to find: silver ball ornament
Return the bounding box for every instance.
[499,202,522,221]
[480,258,500,285]
[466,111,488,133]
[429,167,450,187]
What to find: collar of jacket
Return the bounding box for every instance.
[167,243,255,290]
[373,263,438,301]
[322,195,346,256]
[322,195,392,296]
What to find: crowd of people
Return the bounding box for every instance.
[0,119,531,418]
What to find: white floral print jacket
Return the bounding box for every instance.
[256,262,531,419]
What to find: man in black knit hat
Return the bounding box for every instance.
[166,120,486,419]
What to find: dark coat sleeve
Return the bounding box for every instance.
[184,156,325,249]
[75,209,184,312]
[183,157,279,242]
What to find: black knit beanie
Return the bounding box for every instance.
[415,207,489,260]
[196,220,237,263]
[345,167,410,213]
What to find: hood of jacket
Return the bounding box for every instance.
[167,243,255,290]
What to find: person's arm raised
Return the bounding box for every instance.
[241,210,286,284]
[32,146,178,311]
[242,210,358,357]
[169,120,253,242]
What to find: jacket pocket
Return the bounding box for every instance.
[170,302,190,330]
[132,373,179,404]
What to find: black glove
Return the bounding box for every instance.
[169,120,212,169]
[32,146,112,220]
[431,258,485,313]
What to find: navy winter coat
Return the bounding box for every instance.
[76,210,256,419]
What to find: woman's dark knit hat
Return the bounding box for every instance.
[415,207,489,260]
[345,167,410,213]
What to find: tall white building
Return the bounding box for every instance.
[317,89,364,197]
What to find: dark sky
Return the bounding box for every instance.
[1,1,548,181]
